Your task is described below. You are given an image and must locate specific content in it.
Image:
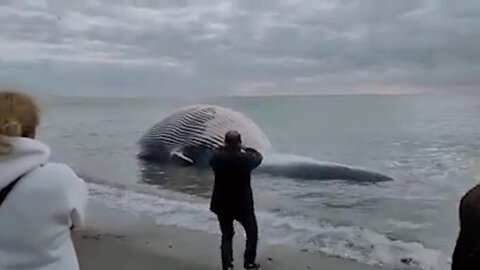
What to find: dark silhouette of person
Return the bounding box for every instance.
[452,183,480,269]
[209,130,263,270]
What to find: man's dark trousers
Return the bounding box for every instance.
[217,211,258,269]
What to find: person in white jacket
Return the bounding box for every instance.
[0,91,88,270]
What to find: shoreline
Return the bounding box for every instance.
[73,227,387,270]
[73,202,386,270]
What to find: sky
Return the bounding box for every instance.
[0,0,479,97]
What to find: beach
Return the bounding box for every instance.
[73,226,387,270]
[73,203,385,270]
[2,0,479,268]
[42,94,471,269]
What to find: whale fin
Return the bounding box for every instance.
[170,150,194,166]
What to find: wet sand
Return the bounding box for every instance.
[73,225,386,270]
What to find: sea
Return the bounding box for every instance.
[37,92,480,270]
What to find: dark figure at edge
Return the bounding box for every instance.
[452,183,480,269]
[209,130,263,270]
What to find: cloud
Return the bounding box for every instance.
[0,0,479,96]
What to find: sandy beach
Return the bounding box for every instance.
[73,203,386,270]
[73,227,387,270]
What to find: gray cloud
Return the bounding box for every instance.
[0,0,479,96]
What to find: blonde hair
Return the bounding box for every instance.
[0,91,40,155]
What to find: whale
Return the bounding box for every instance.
[257,154,393,182]
[137,104,393,182]
[137,104,272,166]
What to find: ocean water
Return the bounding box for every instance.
[37,93,480,270]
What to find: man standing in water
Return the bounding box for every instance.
[209,130,263,270]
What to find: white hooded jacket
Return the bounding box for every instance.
[0,137,88,270]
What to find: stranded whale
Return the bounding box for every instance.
[137,104,393,182]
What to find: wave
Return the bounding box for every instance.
[87,181,446,270]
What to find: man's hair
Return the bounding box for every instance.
[224,130,242,146]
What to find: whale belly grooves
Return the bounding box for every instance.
[137,104,272,165]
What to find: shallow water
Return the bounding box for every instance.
[38,93,480,269]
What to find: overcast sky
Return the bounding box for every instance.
[0,0,479,97]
